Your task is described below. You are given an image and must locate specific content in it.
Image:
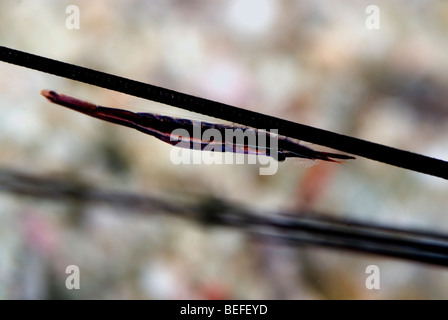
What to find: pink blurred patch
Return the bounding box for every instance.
[21,211,60,255]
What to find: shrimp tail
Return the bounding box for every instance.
[281,149,355,163]
[315,152,356,163]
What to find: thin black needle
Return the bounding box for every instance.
[1,46,448,179]
[1,168,447,267]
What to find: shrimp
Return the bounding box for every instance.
[41,90,355,163]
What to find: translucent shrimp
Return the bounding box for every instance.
[41,90,355,163]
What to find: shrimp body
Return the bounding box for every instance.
[41,90,355,163]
